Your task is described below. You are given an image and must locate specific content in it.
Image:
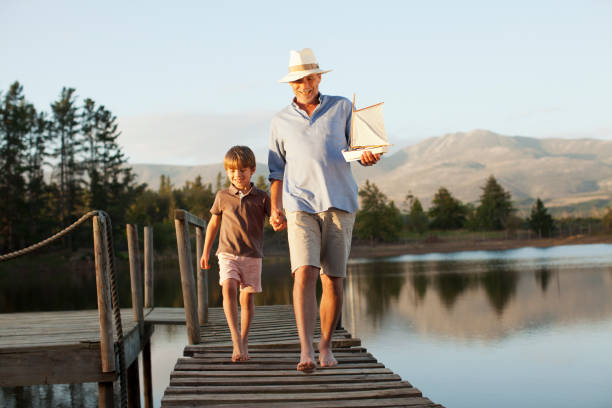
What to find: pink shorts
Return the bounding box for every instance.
[217,252,262,293]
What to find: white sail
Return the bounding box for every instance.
[351,103,388,148]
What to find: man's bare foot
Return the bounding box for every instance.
[297,352,316,372]
[318,345,338,368]
[231,344,243,362]
[241,344,250,361]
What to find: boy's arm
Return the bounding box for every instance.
[200,214,221,269]
[269,179,286,231]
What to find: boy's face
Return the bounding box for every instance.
[226,166,255,192]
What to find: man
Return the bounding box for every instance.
[268,48,380,371]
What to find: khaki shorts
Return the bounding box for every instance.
[286,209,355,278]
[217,252,262,293]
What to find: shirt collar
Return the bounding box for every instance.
[291,93,323,117]
[229,182,254,197]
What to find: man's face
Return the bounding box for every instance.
[289,73,321,105]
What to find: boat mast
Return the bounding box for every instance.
[350,93,356,150]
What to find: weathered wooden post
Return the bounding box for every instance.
[174,211,201,344]
[93,214,116,408]
[144,226,154,309]
[126,224,145,408]
[143,226,154,408]
[196,226,208,325]
[127,225,145,337]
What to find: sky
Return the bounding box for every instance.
[2,0,611,165]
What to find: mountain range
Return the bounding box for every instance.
[130,130,612,215]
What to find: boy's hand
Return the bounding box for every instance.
[200,254,210,269]
[270,208,287,231]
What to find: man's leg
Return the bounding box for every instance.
[318,273,343,367]
[239,290,254,361]
[221,278,243,362]
[293,265,319,371]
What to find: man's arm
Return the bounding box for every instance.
[270,179,287,231]
[200,214,221,269]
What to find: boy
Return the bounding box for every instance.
[200,145,271,362]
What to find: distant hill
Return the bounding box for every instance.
[130,130,612,216]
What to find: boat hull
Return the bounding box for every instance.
[341,145,389,162]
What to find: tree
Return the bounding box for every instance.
[405,196,428,234]
[354,180,402,243]
[428,187,467,230]
[527,198,554,237]
[0,82,36,250]
[603,207,612,232]
[475,175,515,230]
[179,175,215,221]
[50,87,83,248]
[255,174,268,192]
[24,111,52,243]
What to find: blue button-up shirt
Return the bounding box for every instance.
[268,94,359,214]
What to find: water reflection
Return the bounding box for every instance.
[345,244,612,340]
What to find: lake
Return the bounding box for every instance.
[1,243,611,407]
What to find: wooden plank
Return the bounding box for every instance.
[169,373,402,386]
[0,345,116,386]
[180,356,376,364]
[162,399,436,408]
[174,209,206,228]
[161,388,426,403]
[165,381,415,394]
[174,363,385,371]
[171,368,393,377]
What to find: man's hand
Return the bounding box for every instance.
[270,208,287,231]
[360,150,381,166]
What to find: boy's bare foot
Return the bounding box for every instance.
[318,345,338,368]
[231,344,243,362]
[242,344,250,361]
[297,352,317,372]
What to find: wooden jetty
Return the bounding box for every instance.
[154,305,442,407]
[0,308,152,387]
[0,212,157,408]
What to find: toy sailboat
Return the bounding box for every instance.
[341,94,390,162]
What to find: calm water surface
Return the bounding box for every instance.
[2,243,611,407]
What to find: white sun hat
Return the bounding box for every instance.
[278,48,332,83]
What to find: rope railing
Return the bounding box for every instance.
[0,210,128,408]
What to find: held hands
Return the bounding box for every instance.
[270,208,287,231]
[200,253,210,270]
[359,151,381,166]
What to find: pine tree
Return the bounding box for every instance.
[428,187,467,230]
[0,82,36,250]
[215,171,223,192]
[24,111,52,243]
[405,196,429,234]
[527,198,554,238]
[50,87,83,248]
[475,175,515,230]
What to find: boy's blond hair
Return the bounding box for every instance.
[224,145,256,170]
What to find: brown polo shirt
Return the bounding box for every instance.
[211,183,271,258]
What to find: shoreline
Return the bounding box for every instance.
[347,234,612,259]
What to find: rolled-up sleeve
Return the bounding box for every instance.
[268,120,286,181]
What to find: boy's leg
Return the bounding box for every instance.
[293,265,319,371]
[221,278,243,362]
[239,290,254,360]
[318,273,343,367]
